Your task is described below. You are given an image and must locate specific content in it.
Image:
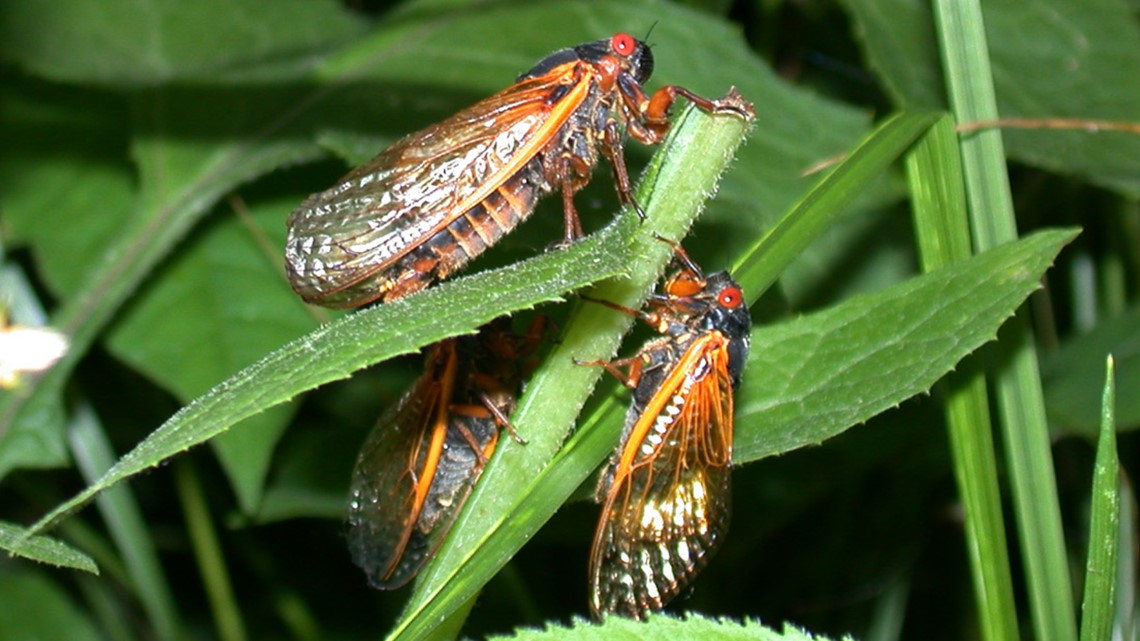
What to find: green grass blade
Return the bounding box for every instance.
[931,2,1078,639]
[905,115,1019,641]
[175,461,247,641]
[389,96,755,641]
[69,404,183,641]
[866,576,909,641]
[1079,357,1120,641]
[930,1,1017,245]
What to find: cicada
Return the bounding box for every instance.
[346,320,539,588]
[286,33,751,308]
[584,240,752,619]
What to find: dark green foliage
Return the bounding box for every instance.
[0,1,1134,640]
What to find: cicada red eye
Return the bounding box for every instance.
[610,32,638,56]
[285,35,752,309]
[718,286,744,309]
[584,241,752,620]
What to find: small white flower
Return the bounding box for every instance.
[0,324,69,388]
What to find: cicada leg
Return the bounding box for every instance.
[574,354,646,391]
[554,153,595,244]
[600,119,646,220]
[617,74,753,145]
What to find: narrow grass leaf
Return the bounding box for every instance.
[1079,357,1120,641]
[70,404,182,641]
[932,1,1078,639]
[175,462,248,641]
[906,115,1019,641]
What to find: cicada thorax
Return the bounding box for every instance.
[586,243,752,620]
[285,33,753,309]
[345,321,536,589]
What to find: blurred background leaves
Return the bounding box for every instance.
[0,0,1136,640]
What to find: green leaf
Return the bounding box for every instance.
[0,0,369,85]
[0,520,98,573]
[104,196,314,514]
[0,78,135,296]
[842,0,1140,197]
[735,228,1077,463]
[18,222,633,539]
[488,614,853,641]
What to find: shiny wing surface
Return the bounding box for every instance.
[590,333,736,619]
[346,342,457,589]
[286,63,592,303]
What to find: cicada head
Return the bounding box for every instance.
[525,33,654,84]
[697,272,751,388]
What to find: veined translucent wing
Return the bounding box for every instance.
[285,63,594,306]
[346,340,470,588]
[589,332,736,619]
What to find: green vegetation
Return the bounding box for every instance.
[0,1,1134,640]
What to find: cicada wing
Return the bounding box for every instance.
[407,410,500,551]
[590,334,736,619]
[285,64,593,305]
[346,341,456,589]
